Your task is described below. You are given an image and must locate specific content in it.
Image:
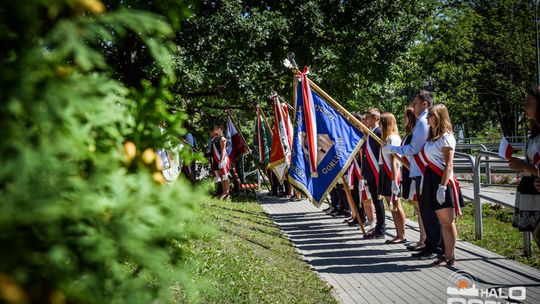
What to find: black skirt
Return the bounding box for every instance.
[513,176,540,231]
[378,164,394,197]
[401,171,413,200]
[420,166,464,211]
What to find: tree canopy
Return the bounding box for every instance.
[165,0,536,142]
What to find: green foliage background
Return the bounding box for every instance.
[172,0,536,143]
[0,1,206,303]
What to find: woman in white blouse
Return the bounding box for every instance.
[379,112,407,244]
[422,104,464,266]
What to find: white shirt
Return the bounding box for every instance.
[401,134,412,167]
[388,110,429,177]
[379,134,401,165]
[423,132,456,170]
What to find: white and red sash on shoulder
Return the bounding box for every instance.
[401,136,417,201]
[381,146,400,206]
[212,138,229,176]
[347,157,371,201]
[419,148,462,216]
[365,139,380,185]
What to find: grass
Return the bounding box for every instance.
[175,194,338,304]
[401,201,540,269]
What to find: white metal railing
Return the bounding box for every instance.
[472,151,533,257]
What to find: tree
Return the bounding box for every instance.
[171,0,437,142]
[397,0,536,139]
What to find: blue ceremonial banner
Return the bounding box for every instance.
[288,77,366,207]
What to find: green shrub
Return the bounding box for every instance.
[0,1,206,303]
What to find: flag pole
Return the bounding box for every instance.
[277,96,294,110]
[227,111,251,154]
[258,104,273,136]
[286,65,409,170]
[341,176,366,236]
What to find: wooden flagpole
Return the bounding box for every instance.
[289,67,409,170]
[227,111,251,155]
[341,176,366,236]
[259,106,273,136]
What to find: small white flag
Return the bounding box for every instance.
[498,135,513,159]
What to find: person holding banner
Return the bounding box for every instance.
[211,124,231,199]
[358,113,375,230]
[422,104,464,266]
[509,86,540,250]
[378,112,407,244]
[362,108,386,239]
[401,108,426,251]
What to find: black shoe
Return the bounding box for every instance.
[407,245,426,252]
[363,230,385,239]
[374,231,385,239]
[347,219,359,226]
[343,217,354,222]
[411,249,432,258]
[322,207,331,213]
[330,210,345,217]
[420,252,438,260]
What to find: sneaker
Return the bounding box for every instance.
[364,221,375,231]
[343,217,354,223]
[330,210,345,217]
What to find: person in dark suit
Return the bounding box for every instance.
[362,108,385,239]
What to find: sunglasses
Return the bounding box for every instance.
[427,113,435,118]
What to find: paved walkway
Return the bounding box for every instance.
[459,181,516,207]
[258,194,540,304]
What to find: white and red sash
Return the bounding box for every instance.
[401,136,417,201]
[400,136,411,169]
[381,147,400,206]
[413,152,426,174]
[420,148,462,216]
[356,152,372,201]
[212,138,230,176]
[365,138,380,185]
[347,158,361,187]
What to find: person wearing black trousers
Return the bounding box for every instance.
[344,154,367,227]
[387,91,443,259]
[362,108,386,239]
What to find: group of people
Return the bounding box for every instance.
[324,87,540,264]
[325,90,464,267]
[205,87,540,255]
[206,123,253,199]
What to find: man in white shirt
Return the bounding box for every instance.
[387,91,444,259]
